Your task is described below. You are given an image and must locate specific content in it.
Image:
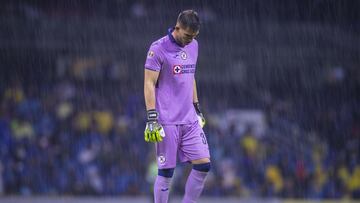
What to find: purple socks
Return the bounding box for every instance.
[182,169,208,203]
[154,165,209,203]
[154,175,172,203]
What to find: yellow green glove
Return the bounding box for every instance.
[144,109,165,143]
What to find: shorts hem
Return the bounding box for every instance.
[180,155,211,163]
[159,119,198,126]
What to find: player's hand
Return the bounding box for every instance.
[144,109,165,142]
[194,102,206,128]
[144,121,165,142]
[197,113,206,128]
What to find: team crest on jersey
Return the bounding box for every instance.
[158,155,166,165]
[148,50,155,57]
[173,65,182,74]
[180,51,187,60]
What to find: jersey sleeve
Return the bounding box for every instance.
[144,42,164,72]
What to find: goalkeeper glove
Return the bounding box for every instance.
[144,109,165,142]
[194,102,206,128]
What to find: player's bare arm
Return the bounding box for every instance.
[144,69,165,143]
[144,69,159,111]
[193,79,199,103]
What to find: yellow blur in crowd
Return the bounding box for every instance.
[74,111,114,135]
[266,165,284,193]
[10,119,35,140]
[4,86,24,104]
[339,165,360,193]
[93,111,114,134]
[241,133,258,156]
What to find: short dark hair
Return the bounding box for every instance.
[177,10,200,32]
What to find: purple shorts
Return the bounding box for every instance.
[156,120,210,169]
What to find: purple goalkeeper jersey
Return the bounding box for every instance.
[145,28,198,125]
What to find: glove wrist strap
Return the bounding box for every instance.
[147,109,159,121]
[193,102,202,114]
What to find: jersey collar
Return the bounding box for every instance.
[168,27,185,48]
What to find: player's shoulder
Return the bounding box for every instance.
[149,35,168,50]
[147,35,168,60]
[189,39,198,49]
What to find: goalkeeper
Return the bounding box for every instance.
[144,10,211,203]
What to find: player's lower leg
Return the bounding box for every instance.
[154,168,174,203]
[182,162,211,203]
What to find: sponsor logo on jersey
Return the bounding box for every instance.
[173,64,196,75]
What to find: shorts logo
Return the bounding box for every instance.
[148,51,155,57]
[180,51,187,60]
[158,155,166,165]
[173,65,182,74]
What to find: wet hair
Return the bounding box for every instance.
[177,10,200,32]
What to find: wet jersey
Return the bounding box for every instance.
[145,28,198,124]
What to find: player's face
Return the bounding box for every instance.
[175,25,199,46]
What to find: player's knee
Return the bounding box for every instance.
[158,168,175,178]
[193,162,211,172]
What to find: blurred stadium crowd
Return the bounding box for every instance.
[0,0,359,200]
[1,65,360,199]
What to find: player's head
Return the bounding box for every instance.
[174,10,200,46]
